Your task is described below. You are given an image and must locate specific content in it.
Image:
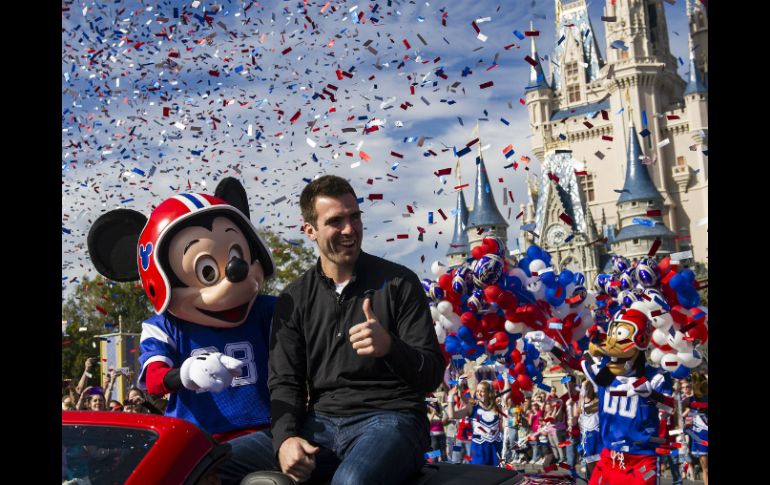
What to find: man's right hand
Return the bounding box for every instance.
[277,437,319,483]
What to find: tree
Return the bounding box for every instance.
[259,230,317,296]
[61,275,152,382]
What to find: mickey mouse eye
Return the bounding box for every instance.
[195,256,220,286]
[614,327,631,340]
[229,245,243,262]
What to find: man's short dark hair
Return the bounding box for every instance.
[300,175,358,226]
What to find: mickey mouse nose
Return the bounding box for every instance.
[225,257,249,283]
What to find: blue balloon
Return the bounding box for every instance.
[445,335,462,354]
[528,348,540,361]
[457,325,476,344]
[526,364,537,375]
[518,257,532,277]
[670,365,691,379]
[546,286,566,307]
[558,270,574,288]
[539,271,557,288]
[527,245,542,260]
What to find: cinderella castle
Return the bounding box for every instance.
[446,0,707,283]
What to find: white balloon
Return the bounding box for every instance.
[505,320,526,334]
[443,313,461,332]
[429,305,441,322]
[651,329,670,348]
[508,267,529,285]
[435,323,447,344]
[668,331,693,353]
[583,292,597,307]
[431,260,447,277]
[650,311,674,329]
[660,353,681,371]
[649,347,665,366]
[529,259,547,275]
[436,300,454,316]
[678,351,702,368]
[552,303,571,319]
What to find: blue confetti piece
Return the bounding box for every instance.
[642,110,648,128]
[120,198,134,204]
[632,217,656,227]
[391,162,399,170]
[678,57,684,66]
[564,234,575,243]
[258,216,265,224]
[357,197,365,204]
[428,212,434,224]
[560,375,572,384]
[62,227,71,235]
[537,382,552,392]
[557,34,566,45]
[455,146,471,157]
[417,16,425,22]
[132,168,146,176]
[500,118,510,125]
[234,65,244,73]
[639,128,651,138]
[513,30,525,40]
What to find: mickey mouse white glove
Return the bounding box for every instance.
[526,331,556,353]
[180,352,244,393]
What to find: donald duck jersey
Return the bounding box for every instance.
[581,356,670,455]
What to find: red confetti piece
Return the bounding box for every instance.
[403,38,411,49]
[289,110,301,124]
[367,193,383,201]
[602,135,614,141]
[525,30,540,36]
[656,448,671,455]
[470,21,480,33]
[162,107,170,117]
[583,121,594,129]
[335,69,344,80]
[63,341,71,345]
[397,234,409,239]
[666,115,680,120]
[610,390,627,397]
[647,238,662,257]
[547,172,560,183]
[390,151,403,158]
[646,209,662,216]
[208,70,220,77]
[516,210,524,219]
[406,205,414,214]
[435,168,452,177]
[559,213,574,226]
[690,401,708,409]
[524,55,538,66]
[454,184,469,190]
[519,98,526,105]
[437,208,448,220]
[95,305,108,315]
[575,170,588,176]
[479,81,494,89]
[359,151,371,161]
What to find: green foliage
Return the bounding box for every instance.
[61,275,152,382]
[259,231,317,296]
[692,262,708,307]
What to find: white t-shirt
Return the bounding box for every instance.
[335,280,350,295]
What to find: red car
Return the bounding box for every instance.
[63,411,574,485]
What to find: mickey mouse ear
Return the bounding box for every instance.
[87,209,147,281]
[215,177,250,219]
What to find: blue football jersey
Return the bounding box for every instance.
[138,294,276,435]
[582,358,667,455]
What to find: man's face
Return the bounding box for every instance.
[304,194,363,271]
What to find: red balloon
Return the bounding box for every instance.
[481,313,502,332]
[482,237,499,254]
[516,373,533,391]
[505,309,522,323]
[484,285,503,303]
[513,362,526,375]
[509,388,525,405]
[460,312,478,326]
[670,306,689,326]
[497,290,518,310]
[510,349,522,364]
[492,331,509,349]
[493,379,505,392]
[658,256,672,276]
[509,379,521,393]
[686,322,708,344]
[471,246,484,260]
[438,273,452,291]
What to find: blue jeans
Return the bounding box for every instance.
[566,438,577,468]
[450,440,472,464]
[664,451,683,485]
[217,430,279,485]
[301,410,428,485]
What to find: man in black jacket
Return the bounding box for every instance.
[269,175,445,484]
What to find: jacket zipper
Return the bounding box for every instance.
[335,288,345,338]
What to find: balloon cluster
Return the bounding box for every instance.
[592,255,708,378]
[425,241,597,401]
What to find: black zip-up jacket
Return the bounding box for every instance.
[268,251,446,454]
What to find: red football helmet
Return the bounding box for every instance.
[610,307,652,350]
[138,193,274,314]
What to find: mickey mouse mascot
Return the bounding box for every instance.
[88,178,290,484]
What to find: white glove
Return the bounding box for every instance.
[180,352,244,393]
[526,331,555,353]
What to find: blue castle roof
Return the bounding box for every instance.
[613,223,675,243]
[466,155,508,229]
[617,124,664,205]
[683,51,707,96]
[447,189,470,256]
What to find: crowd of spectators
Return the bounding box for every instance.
[62,358,167,416]
[425,368,708,483]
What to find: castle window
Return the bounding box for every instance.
[647,200,654,206]
[580,173,595,202]
[633,239,640,245]
[565,62,579,84]
[676,156,686,167]
[619,50,629,60]
[567,84,581,103]
[631,201,638,208]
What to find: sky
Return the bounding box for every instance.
[61,0,694,298]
